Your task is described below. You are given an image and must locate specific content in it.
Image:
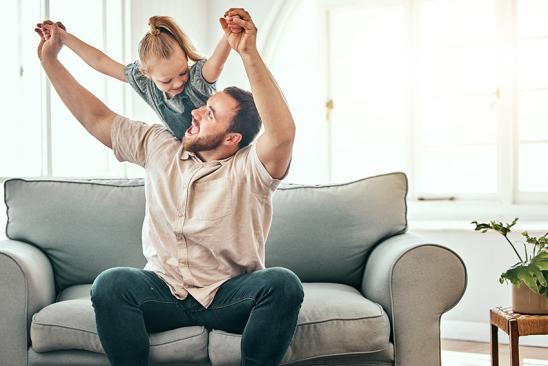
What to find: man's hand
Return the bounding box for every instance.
[219,8,257,57]
[35,21,66,60]
[38,24,64,62]
[220,9,295,179]
[34,28,45,60]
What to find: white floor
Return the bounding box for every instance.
[442,340,548,366]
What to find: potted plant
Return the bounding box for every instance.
[472,218,548,314]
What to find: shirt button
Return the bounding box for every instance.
[178,211,185,217]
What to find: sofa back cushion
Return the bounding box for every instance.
[4,179,146,291]
[266,172,407,287]
[4,173,407,291]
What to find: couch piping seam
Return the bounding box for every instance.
[31,322,206,345]
[280,347,393,365]
[149,328,208,347]
[297,315,384,326]
[277,172,405,191]
[0,250,30,366]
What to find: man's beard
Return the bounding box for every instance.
[183,131,226,153]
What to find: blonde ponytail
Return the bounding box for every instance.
[139,16,202,67]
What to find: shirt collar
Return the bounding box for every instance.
[180,149,234,166]
[181,150,193,160]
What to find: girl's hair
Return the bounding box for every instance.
[139,16,202,67]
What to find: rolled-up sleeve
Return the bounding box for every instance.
[241,144,286,195]
[111,115,174,167]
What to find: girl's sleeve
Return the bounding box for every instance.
[124,61,152,101]
[188,59,217,100]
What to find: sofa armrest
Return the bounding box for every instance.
[0,239,56,365]
[361,233,467,366]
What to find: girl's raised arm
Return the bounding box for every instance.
[40,21,127,83]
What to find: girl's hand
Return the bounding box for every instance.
[224,14,243,34]
[36,20,67,42]
[219,8,257,56]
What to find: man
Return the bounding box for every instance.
[37,8,303,366]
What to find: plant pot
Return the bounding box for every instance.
[512,283,548,314]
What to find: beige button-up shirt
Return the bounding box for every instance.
[111,115,283,308]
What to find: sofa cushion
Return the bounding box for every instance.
[208,282,392,365]
[266,172,407,287]
[30,285,208,363]
[4,173,407,291]
[4,178,147,291]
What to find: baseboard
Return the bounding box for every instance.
[441,319,548,348]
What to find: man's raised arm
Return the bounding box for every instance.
[220,9,296,179]
[37,23,116,148]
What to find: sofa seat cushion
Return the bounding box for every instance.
[30,285,208,363]
[209,283,392,365]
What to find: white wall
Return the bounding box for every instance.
[205,0,280,90]
[205,0,329,184]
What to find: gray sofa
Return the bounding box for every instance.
[0,172,466,366]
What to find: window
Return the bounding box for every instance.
[0,0,42,177]
[264,0,548,220]
[0,0,129,179]
[415,0,497,197]
[327,1,409,184]
[323,0,547,211]
[49,0,126,177]
[516,0,548,197]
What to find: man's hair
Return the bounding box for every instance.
[224,87,262,148]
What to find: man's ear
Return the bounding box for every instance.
[139,67,150,78]
[225,132,242,147]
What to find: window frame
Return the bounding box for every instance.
[321,0,548,222]
[0,0,133,182]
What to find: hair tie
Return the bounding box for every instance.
[149,27,161,36]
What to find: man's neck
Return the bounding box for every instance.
[195,148,238,162]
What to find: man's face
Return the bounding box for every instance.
[183,92,239,153]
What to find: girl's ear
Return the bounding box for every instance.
[139,67,150,78]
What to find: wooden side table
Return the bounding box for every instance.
[490,306,548,366]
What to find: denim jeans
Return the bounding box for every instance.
[90,266,304,366]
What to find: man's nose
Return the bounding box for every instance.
[191,107,205,119]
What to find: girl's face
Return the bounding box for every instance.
[142,44,189,97]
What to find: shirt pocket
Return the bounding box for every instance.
[190,178,232,221]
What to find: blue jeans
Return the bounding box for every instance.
[90,267,304,366]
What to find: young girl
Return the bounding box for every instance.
[38,16,240,140]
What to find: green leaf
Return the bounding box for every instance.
[471,221,492,232]
[500,251,548,296]
[508,218,519,229]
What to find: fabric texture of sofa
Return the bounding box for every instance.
[0,172,467,366]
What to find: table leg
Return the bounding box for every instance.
[509,319,520,366]
[490,323,499,366]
